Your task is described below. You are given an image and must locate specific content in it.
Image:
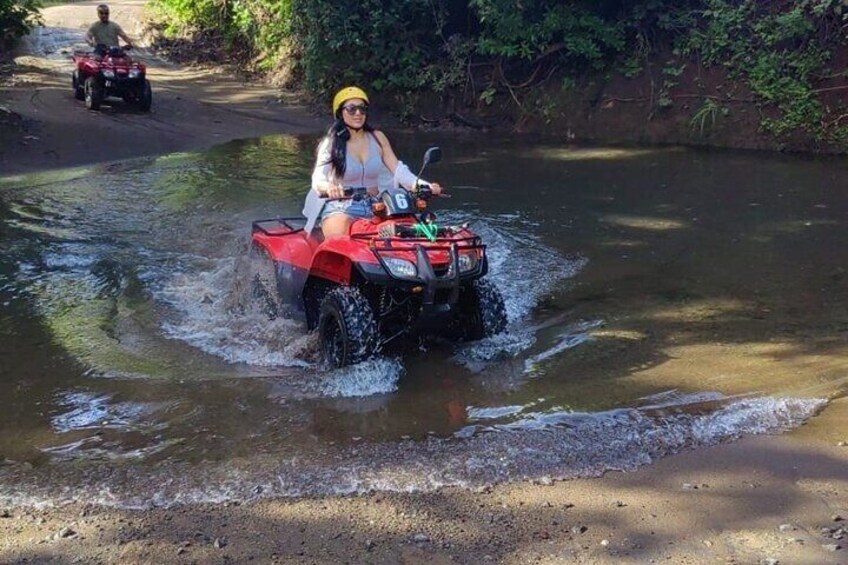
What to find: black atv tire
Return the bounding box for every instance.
[455,278,507,341]
[137,79,152,112]
[84,76,103,110]
[318,286,380,368]
[72,70,84,101]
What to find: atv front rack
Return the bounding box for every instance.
[354,232,488,306]
[351,231,482,247]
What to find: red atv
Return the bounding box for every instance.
[250,147,507,367]
[71,45,152,112]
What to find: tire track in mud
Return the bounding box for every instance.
[95,109,197,137]
[24,81,195,140]
[195,102,322,127]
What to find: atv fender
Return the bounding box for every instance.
[252,230,313,271]
[309,239,381,285]
[252,231,313,310]
[319,238,380,263]
[309,249,354,286]
[302,244,384,330]
[273,259,309,312]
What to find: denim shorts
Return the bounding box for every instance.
[321,198,373,220]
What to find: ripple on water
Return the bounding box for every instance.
[455,217,587,323]
[0,394,825,509]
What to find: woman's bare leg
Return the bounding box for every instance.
[321,214,353,237]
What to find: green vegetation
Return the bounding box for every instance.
[1,0,42,47]
[673,0,847,142]
[146,0,848,146]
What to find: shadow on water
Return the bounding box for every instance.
[1,135,846,505]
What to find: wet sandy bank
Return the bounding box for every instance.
[2,399,846,564]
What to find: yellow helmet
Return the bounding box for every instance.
[332,86,369,116]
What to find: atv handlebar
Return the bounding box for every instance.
[413,183,449,199]
[323,186,371,201]
[88,44,133,58]
[92,43,132,50]
[323,185,447,201]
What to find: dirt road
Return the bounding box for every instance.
[0,0,325,176]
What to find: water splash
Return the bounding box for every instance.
[157,256,313,368]
[50,391,162,433]
[0,394,825,509]
[308,357,404,398]
[464,218,587,323]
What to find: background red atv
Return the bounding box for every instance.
[71,45,152,112]
[250,147,508,367]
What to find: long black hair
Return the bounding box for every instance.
[321,114,376,180]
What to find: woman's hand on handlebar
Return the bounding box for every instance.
[414,182,444,196]
[323,183,345,199]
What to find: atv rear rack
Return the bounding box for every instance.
[252,217,306,236]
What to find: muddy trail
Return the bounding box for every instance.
[0,0,325,176]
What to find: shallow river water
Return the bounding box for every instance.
[1,135,845,507]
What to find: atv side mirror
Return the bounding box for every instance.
[417,147,441,182]
[423,147,441,167]
[415,146,442,184]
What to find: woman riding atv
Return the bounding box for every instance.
[304,86,443,237]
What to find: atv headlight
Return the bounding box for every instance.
[383,257,417,279]
[446,252,478,277]
[102,70,115,79]
[458,251,479,273]
[129,69,141,78]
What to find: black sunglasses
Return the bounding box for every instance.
[343,104,368,115]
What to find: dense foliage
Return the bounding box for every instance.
[148,0,848,145]
[1,0,42,47]
[291,0,446,91]
[671,0,848,142]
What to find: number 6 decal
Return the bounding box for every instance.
[394,193,409,209]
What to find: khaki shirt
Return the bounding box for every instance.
[87,21,125,47]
